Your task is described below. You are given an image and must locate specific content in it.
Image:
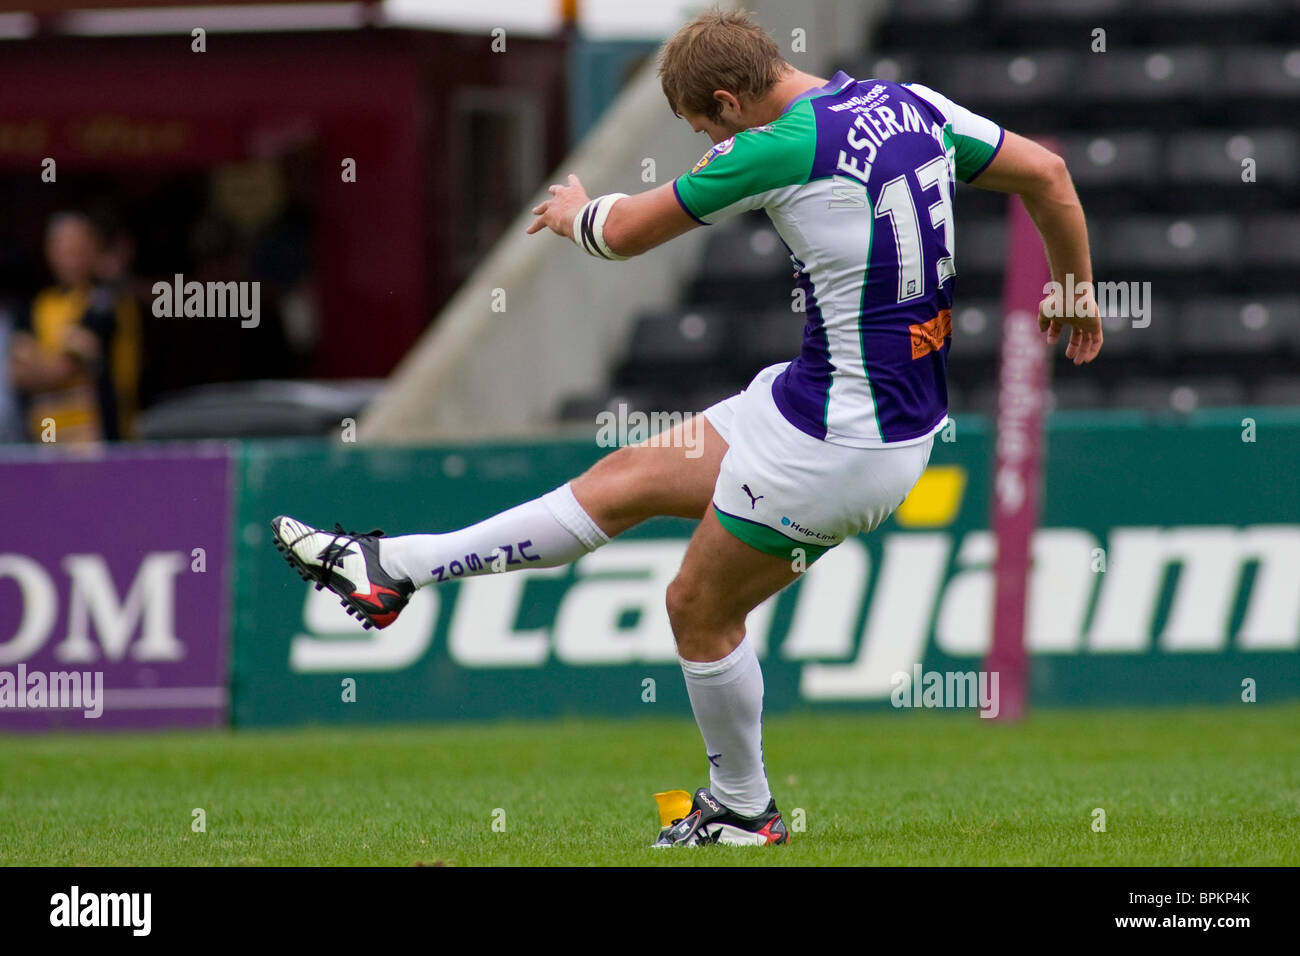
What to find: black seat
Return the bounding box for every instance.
[615,307,733,386]
[1223,46,1300,98]
[699,218,792,279]
[1252,376,1300,406]
[1056,132,1162,214]
[1242,214,1300,266]
[1048,378,1107,411]
[1095,216,1241,293]
[1060,132,1161,189]
[950,299,1003,361]
[935,50,1078,126]
[956,217,1008,274]
[993,0,1134,47]
[1175,296,1300,359]
[1167,128,1298,211]
[1169,129,1298,186]
[840,54,924,86]
[1111,376,1248,412]
[1076,48,1218,126]
[876,0,989,52]
[691,217,794,309]
[556,387,664,424]
[732,306,804,378]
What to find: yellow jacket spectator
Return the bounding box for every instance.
[7,213,140,442]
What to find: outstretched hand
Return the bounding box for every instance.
[526,174,591,239]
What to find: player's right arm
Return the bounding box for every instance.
[969,130,1102,365]
[602,182,700,257]
[530,111,812,260]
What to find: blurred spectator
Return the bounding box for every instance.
[0,302,24,442]
[6,212,141,442]
[93,211,144,433]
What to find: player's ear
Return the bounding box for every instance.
[712,89,742,122]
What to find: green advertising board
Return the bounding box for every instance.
[230,411,1300,727]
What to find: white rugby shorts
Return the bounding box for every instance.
[702,363,935,562]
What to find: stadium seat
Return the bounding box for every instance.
[556,388,663,423]
[690,216,795,309]
[1167,128,1298,211]
[1240,214,1300,293]
[700,218,792,278]
[732,305,806,378]
[1169,129,1298,186]
[1242,214,1300,266]
[1095,216,1241,285]
[684,382,745,414]
[1047,378,1107,412]
[954,217,1007,278]
[1222,46,1300,99]
[951,299,1003,361]
[1139,0,1282,16]
[1252,375,1300,406]
[945,380,966,414]
[1175,296,1300,359]
[1089,296,1174,362]
[996,0,1125,17]
[936,51,1078,122]
[992,0,1138,48]
[1128,0,1288,45]
[876,0,989,53]
[883,0,981,20]
[1110,376,1248,412]
[1079,48,1218,100]
[841,53,924,86]
[952,379,1000,417]
[1059,133,1161,189]
[615,307,733,386]
[1076,48,1218,127]
[1056,132,1161,214]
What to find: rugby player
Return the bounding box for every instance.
[271,9,1102,847]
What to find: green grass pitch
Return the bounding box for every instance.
[2,704,1297,866]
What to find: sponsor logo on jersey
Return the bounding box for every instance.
[910,309,953,360]
[691,136,734,174]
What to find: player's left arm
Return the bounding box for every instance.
[969,132,1101,365]
[527,174,698,258]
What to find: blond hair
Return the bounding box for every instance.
[657,8,789,120]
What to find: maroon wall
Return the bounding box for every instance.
[0,28,569,379]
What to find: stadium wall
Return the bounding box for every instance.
[3,410,1296,730]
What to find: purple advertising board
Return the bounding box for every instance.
[0,447,232,730]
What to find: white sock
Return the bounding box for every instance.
[679,637,771,817]
[378,482,609,588]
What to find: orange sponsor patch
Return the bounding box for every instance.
[910,309,952,359]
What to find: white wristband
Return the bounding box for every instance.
[571,193,629,261]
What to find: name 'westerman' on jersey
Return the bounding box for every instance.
[672,72,1005,447]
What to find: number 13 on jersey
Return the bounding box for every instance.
[874,154,957,304]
